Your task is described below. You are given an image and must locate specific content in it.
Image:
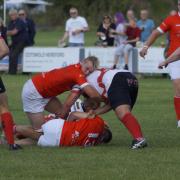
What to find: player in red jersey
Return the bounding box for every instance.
[0,36,21,150]
[140,0,180,127]
[22,56,101,130]
[14,98,112,147]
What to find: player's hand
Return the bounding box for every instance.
[9,144,22,151]
[139,46,148,58]
[158,61,168,69]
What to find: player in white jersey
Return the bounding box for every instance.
[86,68,147,149]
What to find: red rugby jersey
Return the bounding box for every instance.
[60,116,105,147]
[32,64,88,98]
[158,13,180,56]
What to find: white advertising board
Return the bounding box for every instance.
[0,56,22,72]
[22,47,80,72]
[85,47,135,72]
[22,46,169,74]
[138,47,169,74]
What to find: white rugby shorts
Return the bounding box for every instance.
[22,79,51,113]
[168,60,180,80]
[37,118,64,147]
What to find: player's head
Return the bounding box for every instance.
[81,56,99,75]
[9,9,18,20]
[99,125,112,144]
[69,7,78,18]
[83,97,101,112]
[169,10,177,16]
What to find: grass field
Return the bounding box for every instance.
[34,29,166,47]
[1,74,180,180]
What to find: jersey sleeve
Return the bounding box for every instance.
[74,69,89,89]
[157,16,171,33]
[71,84,81,93]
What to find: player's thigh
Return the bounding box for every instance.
[172,78,180,96]
[0,92,9,113]
[26,112,45,130]
[45,97,63,114]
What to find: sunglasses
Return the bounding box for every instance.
[19,13,25,16]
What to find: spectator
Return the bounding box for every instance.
[111,12,127,69]
[7,9,29,74]
[137,9,155,42]
[18,9,36,46]
[123,19,141,70]
[59,7,89,47]
[96,15,116,46]
[0,17,8,45]
[126,9,137,22]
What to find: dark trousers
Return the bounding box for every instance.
[8,42,26,74]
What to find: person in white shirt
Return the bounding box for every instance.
[59,7,89,47]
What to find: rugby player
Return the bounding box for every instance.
[140,0,180,127]
[22,56,101,130]
[0,36,21,150]
[85,68,147,149]
[14,98,112,147]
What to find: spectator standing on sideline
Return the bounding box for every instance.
[140,0,180,127]
[59,7,89,47]
[122,19,141,70]
[18,9,36,46]
[96,15,116,46]
[137,9,155,42]
[7,9,29,74]
[0,36,21,150]
[111,12,127,69]
[0,17,8,45]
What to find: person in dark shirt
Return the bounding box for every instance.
[18,9,36,46]
[7,9,29,74]
[96,15,116,46]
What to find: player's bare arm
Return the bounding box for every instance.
[140,29,162,58]
[158,47,180,69]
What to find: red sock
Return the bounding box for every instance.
[1,112,15,145]
[174,97,180,120]
[121,113,143,140]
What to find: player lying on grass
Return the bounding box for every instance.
[65,68,147,149]
[158,47,180,69]
[14,98,112,147]
[22,56,102,131]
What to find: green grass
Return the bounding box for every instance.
[35,29,165,47]
[1,74,180,180]
[35,29,98,47]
